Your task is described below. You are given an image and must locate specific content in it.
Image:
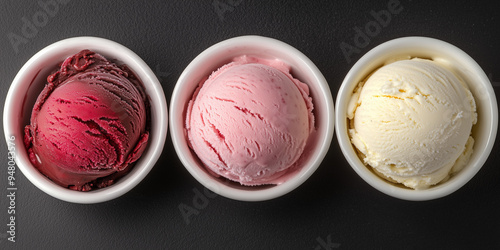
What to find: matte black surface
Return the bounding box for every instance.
[1,0,499,249]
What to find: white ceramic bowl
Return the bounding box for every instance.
[3,37,168,203]
[336,36,498,201]
[170,35,334,201]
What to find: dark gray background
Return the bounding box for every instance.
[1,0,499,249]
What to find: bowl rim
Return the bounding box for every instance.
[335,36,498,201]
[170,35,334,201]
[3,36,168,204]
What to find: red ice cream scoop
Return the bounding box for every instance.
[24,50,149,191]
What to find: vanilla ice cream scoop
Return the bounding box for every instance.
[348,58,477,189]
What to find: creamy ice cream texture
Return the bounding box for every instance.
[186,56,314,186]
[24,50,149,191]
[348,58,477,189]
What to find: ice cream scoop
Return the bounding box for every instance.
[24,49,149,191]
[348,58,477,189]
[185,56,314,186]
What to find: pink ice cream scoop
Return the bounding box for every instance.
[24,50,149,191]
[186,56,314,186]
